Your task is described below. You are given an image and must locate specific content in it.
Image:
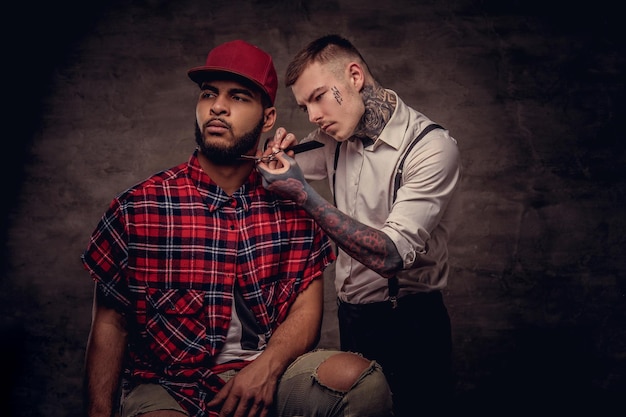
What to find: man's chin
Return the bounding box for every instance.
[195,118,263,165]
[197,139,242,165]
[200,151,240,166]
[322,126,346,141]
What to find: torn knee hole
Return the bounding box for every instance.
[316,352,372,391]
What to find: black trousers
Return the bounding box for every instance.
[338,291,453,417]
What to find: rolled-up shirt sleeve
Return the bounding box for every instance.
[382,130,461,270]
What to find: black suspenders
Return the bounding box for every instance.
[333,124,444,307]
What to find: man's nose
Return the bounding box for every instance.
[211,95,228,115]
[308,106,322,125]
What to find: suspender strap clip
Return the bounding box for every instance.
[389,276,399,309]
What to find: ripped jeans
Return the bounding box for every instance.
[121,349,393,417]
[274,349,393,417]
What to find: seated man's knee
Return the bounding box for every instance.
[316,352,374,391]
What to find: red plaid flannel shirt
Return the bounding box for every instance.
[82,151,335,416]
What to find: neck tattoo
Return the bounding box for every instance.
[353,84,396,141]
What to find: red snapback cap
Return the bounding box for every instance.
[188,40,278,105]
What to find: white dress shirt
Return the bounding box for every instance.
[296,91,462,303]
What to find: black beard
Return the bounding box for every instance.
[194,117,264,165]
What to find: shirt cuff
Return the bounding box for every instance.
[382,227,425,269]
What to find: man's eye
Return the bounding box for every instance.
[315,92,325,102]
[300,106,308,113]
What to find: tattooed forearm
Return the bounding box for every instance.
[304,189,402,278]
[265,175,403,277]
[267,178,308,205]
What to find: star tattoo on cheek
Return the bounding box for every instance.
[331,86,343,105]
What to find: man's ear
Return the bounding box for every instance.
[262,107,277,132]
[347,62,365,91]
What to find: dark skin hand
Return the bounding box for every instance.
[208,358,277,417]
[257,153,402,278]
[206,279,323,417]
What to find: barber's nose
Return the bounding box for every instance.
[308,107,322,125]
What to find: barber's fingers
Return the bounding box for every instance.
[281,133,298,154]
[269,128,297,152]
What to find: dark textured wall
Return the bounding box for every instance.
[2,1,625,416]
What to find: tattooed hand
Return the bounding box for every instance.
[257,152,310,205]
[268,127,298,153]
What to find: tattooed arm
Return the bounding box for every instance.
[261,82,402,277]
[257,153,403,278]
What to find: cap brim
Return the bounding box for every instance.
[187,66,272,104]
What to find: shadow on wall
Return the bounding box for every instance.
[2,2,114,413]
[2,0,113,269]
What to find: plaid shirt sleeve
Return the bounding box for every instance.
[81,194,132,310]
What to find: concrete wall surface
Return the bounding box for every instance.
[2,1,625,416]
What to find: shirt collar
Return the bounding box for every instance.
[187,150,261,212]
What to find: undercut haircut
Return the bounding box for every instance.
[285,34,371,87]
